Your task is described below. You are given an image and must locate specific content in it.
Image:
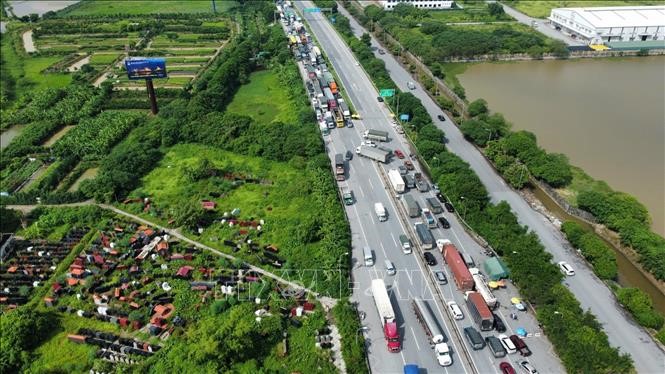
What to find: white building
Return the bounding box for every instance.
[548,6,665,44]
[379,0,455,10]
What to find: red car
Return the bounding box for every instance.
[404,160,414,170]
[394,149,405,159]
[499,362,516,374]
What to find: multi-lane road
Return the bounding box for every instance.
[292,2,571,373]
[307,3,663,373]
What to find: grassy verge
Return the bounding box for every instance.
[61,0,236,16]
[226,69,298,124]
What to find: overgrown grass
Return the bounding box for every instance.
[226,70,298,124]
[555,165,613,207]
[62,0,237,16]
[440,62,470,93]
[505,0,664,19]
[429,3,513,23]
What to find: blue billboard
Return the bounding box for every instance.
[125,58,167,80]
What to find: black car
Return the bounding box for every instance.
[438,217,450,229]
[377,96,384,102]
[493,313,506,333]
[444,202,455,212]
[424,252,437,266]
[437,114,446,121]
[436,192,447,203]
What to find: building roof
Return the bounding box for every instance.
[551,6,665,29]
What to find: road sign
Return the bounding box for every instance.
[379,89,395,97]
[304,7,321,12]
[125,58,167,80]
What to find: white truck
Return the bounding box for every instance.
[371,279,401,352]
[363,129,389,142]
[374,202,387,222]
[469,268,497,309]
[388,169,405,193]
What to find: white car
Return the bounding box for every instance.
[520,360,538,374]
[361,141,376,147]
[558,261,575,276]
[447,301,463,320]
[498,334,517,354]
[435,342,452,366]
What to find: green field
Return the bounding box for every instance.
[63,0,238,16]
[89,53,122,65]
[506,1,664,18]
[227,70,298,124]
[429,2,514,23]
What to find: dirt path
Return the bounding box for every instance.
[67,55,91,72]
[22,29,36,53]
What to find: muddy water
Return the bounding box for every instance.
[458,57,665,237]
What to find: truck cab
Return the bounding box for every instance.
[422,209,437,228]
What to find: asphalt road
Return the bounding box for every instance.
[334,4,665,373]
[292,2,565,373]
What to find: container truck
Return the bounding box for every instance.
[415,222,434,249]
[375,203,387,222]
[334,154,345,181]
[470,268,497,309]
[356,146,390,163]
[465,291,494,331]
[403,194,420,218]
[422,208,437,228]
[388,169,405,193]
[363,129,389,142]
[412,297,446,344]
[441,240,474,291]
[371,279,401,352]
[426,197,443,214]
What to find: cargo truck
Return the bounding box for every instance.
[441,240,474,291]
[324,111,334,129]
[399,234,412,254]
[323,87,334,101]
[371,279,401,352]
[375,202,387,222]
[356,146,390,163]
[334,107,345,127]
[403,194,420,218]
[339,100,351,119]
[422,209,437,229]
[404,174,416,189]
[426,197,443,214]
[388,169,405,193]
[363,129,389,142]
[470,268,497,309]
[329,81,338,95]
[412,297,446,344]
[334,154,345,181]
[465,291,494,331]
[415,222,434,249]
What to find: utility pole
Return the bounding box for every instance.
[145,78,158,114]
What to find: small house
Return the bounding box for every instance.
[175,266,193,279]
[201,200,217,210]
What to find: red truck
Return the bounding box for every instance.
[441,240,473,291]
[465,291,494,331]
[371,279,401,352]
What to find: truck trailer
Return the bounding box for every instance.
[465,291,494,331]
[388,169,405,193]
[371,279,401,352]
[356,146,390,163]
[334,153,345,181]
[470,268,497,309]
[426,197,443,214]
[441,240,474,291]
[403,194,420,218]
[412,297,446,344]
[363,129,389,142]
[414,222,434,249]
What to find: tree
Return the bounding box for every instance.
[0,207,22,233]
[0,308,57,373]
[487,3,505,17]
[361,32,372,46]
[468,99,488,117]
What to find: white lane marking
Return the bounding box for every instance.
[367,176,374,190]
[390,232,398,247]
[410,326,422,351]
[358,184,366,198]
[379,241,388,258]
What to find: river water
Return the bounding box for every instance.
[458,57,665,237]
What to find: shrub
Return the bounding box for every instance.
[616,287,664,330]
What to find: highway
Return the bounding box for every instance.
[331,4,665,373]
[292,2,565,373]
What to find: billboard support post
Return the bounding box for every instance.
[146,79,158,114]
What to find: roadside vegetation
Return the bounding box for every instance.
[326,7,634,372]
[502,1,664,19]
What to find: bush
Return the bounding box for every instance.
[616,288,664,330]
[561,221,617,280]
[468,98,488,117]
[332,299,368,374]
[0,308,58,373]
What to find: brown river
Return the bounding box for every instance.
[458,56,665,312]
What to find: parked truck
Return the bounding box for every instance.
[329,81,338,95]
[388,169,405,194]
[339,100,351,119]
[441,240,474,291]
[324,111,334,129]
[363,129,389,142]
[470,268,497,309]
[414,222,434,250]
[374,202,387,222]
[334,107,345,127]
[334,153,345,181]
[403,194,420,218]
[371,279,401,352]
[356,146,390,163]
[422,208,437,229]
[426,197,443,214]
[465,291,494,331]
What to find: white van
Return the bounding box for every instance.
[385,260,396,276]
[363,247,374,267]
